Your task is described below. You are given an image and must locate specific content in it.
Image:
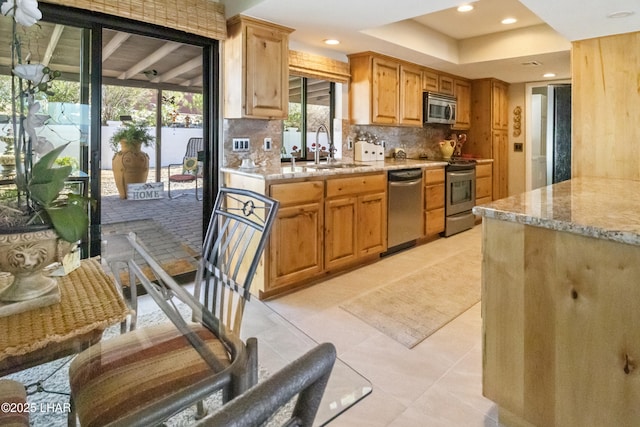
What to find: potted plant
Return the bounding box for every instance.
[0,142,90,303]
[0,0,90,306]
[109,121,154,199]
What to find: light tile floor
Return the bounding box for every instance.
[263,225,500,427]
[135,224,498,426]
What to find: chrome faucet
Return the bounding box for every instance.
[315,123,336,164]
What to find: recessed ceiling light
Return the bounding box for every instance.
[457,4,474,12]
[501,17,517,25]
[543,73,556,78]
[324,39,340,45]
[607,10,634,19]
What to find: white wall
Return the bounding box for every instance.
[101,126,203,169]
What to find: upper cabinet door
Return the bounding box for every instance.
[371,57,399,124]
[399,65,423,126]
[224,16,293,119]
[453,79,471,130]
[245,25,289,118]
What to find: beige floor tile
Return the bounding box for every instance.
[328,388,407,427]
[264,225,489,425]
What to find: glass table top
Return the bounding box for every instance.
[240,296,372,426]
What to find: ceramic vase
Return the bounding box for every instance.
[111,143,149,199]
[439,140,456,160]
[0,228,71,302]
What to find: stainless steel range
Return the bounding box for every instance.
[444,159,476,237]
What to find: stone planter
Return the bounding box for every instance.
[112,143,149,199]
[0,227,71,303]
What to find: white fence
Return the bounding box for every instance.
[0,124,202,170]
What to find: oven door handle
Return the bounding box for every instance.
[447,171,474,178]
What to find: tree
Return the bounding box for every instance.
[102,85,154,124]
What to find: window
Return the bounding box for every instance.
[282,76,336,161]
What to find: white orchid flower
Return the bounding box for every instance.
[12,63,49,85]
[1,0,42,27]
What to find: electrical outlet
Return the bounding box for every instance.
[264,137,272,151]
[232,138,250,152]
[514,142,523,152]
[347,137,353,150]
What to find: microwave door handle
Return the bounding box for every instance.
[445,104,452,120]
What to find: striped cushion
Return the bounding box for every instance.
[69,322,230,427]
[0,379,29,427]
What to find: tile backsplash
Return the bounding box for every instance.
[223,118,460,166]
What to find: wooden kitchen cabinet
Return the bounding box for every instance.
[492,130,509,199]
[268,180,324,290]
[350,52,428,127]
[224,15,293,119]
[325,173,387,270]
[399,64,423,126]
[424,167,445,236]
[422,69,439,92]
[492,80,509,130]
[371,57,400,124]
[438,75,454,95]
[453,79,471,130]
[475,162,493,206]
[466,78,510,200]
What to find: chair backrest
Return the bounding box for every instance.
[196,342,337,427]
[123,187,277,342]
[194,187,279,335]
[184,137,203,158]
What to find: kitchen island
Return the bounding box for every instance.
[472,177,640,427]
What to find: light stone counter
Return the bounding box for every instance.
[472,177,640,246]
[221,158,449,181]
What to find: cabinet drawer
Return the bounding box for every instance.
[270,181,324,205]
[476,163,492,178]
[426,208,445,235]
[425,184,444,210]
[424,167,445,185]
[326,173,386,198]
[476,176,492,199]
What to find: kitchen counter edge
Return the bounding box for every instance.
[221,158,481,180]
[472,177,640,246]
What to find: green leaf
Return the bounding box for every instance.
[32,143,69,175]
[46,204,88,243]
[28,166,71,206]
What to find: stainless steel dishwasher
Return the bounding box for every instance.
[387,168,423,252]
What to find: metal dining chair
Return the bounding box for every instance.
[68,187,279,427]
[167,137,203,200]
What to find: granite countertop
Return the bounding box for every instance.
[222,158,451,180]
[472,177,640,246]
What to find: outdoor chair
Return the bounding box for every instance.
[197,342,337,427]
[68,187,279,427]
[168,136,203,200]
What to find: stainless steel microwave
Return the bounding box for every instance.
[424,92,457,125]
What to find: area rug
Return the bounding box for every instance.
[102,218,199,286]
[6,302,293,426]
[341,248,481,349]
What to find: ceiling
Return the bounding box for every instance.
[1,1,638,92]
[225,0,640,84]
[0,14,204,93]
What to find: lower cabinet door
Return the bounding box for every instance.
[357,192,387,256]
[325,196,357,270]
[269,202,323,289]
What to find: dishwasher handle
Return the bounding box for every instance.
[388,179,422,187]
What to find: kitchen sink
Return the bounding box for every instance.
[306,162,369,169]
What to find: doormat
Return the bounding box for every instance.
[341,248,481,348]
[101,218,199,286]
